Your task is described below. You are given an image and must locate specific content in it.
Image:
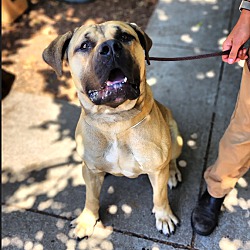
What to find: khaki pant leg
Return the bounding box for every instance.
[204,62,250,198]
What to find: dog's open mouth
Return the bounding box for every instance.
[87,68,139,106]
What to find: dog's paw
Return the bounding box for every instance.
[168,161,182,189]
[153,207,179,236]
[70,209,99,239]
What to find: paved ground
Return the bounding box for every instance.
[2,0,250,249]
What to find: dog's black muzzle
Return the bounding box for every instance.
[87,40,141,107]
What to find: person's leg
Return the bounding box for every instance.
[205,62,250,198]
[191,62,250,236]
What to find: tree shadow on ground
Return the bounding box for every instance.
[2,0,157,101]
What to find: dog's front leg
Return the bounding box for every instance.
[71,163,105,239]
[148,166,179,236]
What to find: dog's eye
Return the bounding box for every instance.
[78,41,92,52]
[80,42,88,50]
[119,33,135,43]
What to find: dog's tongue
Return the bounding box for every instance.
[106,69,126,86]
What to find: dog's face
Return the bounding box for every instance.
[43,21,152,109]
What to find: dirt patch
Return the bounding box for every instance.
[2,0,158,103]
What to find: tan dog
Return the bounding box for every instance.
[43,21,183,239]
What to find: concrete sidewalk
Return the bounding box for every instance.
[2,0,250,249]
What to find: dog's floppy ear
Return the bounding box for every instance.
[129,23,152,65]
[42,31,73,77]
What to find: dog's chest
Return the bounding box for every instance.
[104,137,141,177]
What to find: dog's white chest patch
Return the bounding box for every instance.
[104,138,141,177]
[105,139,119,164]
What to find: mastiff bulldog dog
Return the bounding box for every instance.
[43,21,183,239]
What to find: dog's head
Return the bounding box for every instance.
[43,21,152,109]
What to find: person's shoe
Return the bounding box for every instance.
[191,189,225,236]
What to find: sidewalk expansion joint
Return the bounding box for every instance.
[190,37,226,250]
[1,202,74,221]
[111,228,199,250]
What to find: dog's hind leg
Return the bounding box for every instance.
[148,167,179,236]
[154,100,182,188]
[71,163,105,239]
[168,117,183,189]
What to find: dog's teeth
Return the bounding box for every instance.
[88,90,99,102]
[103,92,109,98]
[121,77,128,85]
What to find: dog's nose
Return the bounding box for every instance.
[99,40,122,57]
